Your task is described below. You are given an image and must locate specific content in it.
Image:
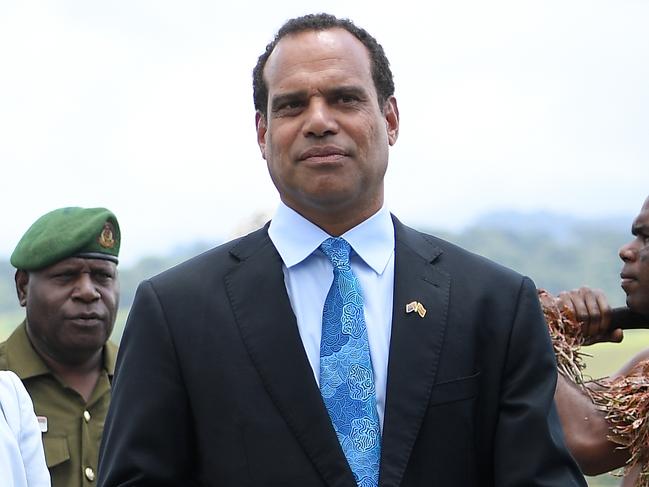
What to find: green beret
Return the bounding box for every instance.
[11,207,120,271]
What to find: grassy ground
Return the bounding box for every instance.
[583,330,649,379]
[1,312,646,486]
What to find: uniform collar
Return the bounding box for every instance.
[268,202,395,275]
[5,321,49,380]
[6,320,117,379]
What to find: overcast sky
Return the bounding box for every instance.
[1,0,647,265]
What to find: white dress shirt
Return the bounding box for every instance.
[0,370,51,487]
[268,202,395,428]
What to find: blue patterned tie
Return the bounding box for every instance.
[319,237,381,487]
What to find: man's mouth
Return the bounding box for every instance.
[621,272,636,290]
[67,312,103,325]
[299,146,347,162]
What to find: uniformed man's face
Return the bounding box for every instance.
[16,257,119,365]
[620,196,649,315]
[256,28,399,230]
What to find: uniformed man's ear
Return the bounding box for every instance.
[15,270,29,307]
[256,111,268,160]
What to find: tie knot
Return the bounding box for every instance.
[320,237,351,268]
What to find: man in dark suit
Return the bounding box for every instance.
[98,13,585,486]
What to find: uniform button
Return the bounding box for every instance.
[84,467,95,481]
[83,410,91,422]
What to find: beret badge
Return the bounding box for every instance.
[98,222,116,249]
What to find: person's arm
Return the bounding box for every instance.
[553,287,645,475]
[13,372,51,487]
[494,277,586,486]
[554,374,629,475]
[0,371,51,487]
[97,280,195,486]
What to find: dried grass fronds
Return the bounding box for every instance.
[592,363,649,486]
[537,288,649,487]
[538,289,589,393]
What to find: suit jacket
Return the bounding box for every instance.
[98,218,585,486]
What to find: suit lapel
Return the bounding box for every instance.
[379,218,450,487]
[224,228,356,487]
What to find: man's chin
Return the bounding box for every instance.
[626,295,649,317]
[63,334,109,356]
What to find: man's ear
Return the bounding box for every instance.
[15,270,29,307]
[384,96,400,146]
[255,111,268,160]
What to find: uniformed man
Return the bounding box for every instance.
[0,207,120,487]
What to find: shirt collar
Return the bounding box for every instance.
[5,320,117,379]
[268,202,394,275]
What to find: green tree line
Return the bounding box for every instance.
[1,212,631,334]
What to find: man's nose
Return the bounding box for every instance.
[302,99,338,137]
[619,240,638,262]
[73,274,101,301]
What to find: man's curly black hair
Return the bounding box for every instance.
[252,13,395,119]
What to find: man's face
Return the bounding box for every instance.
[256,28,399,230]
[16,257,119,365]
[620,197,649,315]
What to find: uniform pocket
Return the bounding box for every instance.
[42,436,70,468]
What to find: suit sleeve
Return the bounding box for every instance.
[15,373,51,487]
[494,277,586,486]
[98,280,197,487]
[0,371,50,487]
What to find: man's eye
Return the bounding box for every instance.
[94,272,114,281]
[278,101,302,112]
[338,95,358,104]
[52,272,75,281]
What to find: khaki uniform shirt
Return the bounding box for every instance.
[0,322,117,487]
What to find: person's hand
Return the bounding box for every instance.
[557,287,623,345]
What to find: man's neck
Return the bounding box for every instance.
[27,332,104,402]
[46,350,103,402]
[285,198,383,237]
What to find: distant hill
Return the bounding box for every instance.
[475,210,629,243]
[427,210,630,307]
[0,210,632,317]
